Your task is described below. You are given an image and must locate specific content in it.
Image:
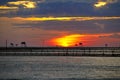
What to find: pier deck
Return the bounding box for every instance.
[0,47,120,57]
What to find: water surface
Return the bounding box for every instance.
[0,56,120,80]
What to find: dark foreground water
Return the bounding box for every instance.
[0,56,120,80]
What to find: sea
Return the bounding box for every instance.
[0,56,120,80]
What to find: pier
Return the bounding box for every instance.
[0,47,120,57]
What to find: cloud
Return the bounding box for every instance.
[8,16,119,34]
[94,0,118,8]
[11,16,120,22]
[0,0,39,14]
[0,0,46,16]
[0,5,18,14]
[104,0,118,3]
[2,16,119,34]
[0,1,120,17]
[94,1,107,8]
[94,22,105,29]
[0,5,18,10]
[44,0,95,3]
[99,33,120,38]
[8,1,37,9]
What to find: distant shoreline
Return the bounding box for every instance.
[0,47,120,57]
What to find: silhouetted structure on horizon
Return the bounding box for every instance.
[10,43,14,47]
[0,47,120,57]
[21,42,27,47]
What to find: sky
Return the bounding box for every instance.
[0,0,120,47]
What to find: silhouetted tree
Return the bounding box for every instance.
[75,44,78,47]
[10,43,14,47]
[16,44,18,47]
[21,42,26,47]
[105,44,108,47]
[79,42,83,47]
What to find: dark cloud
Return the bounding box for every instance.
[0,1,120,17]
[15,19,120,34]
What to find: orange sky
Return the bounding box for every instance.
[0,17,120,47]
[49,33,120,47]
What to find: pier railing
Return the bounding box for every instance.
[0,47,120,57]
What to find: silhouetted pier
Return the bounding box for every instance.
[0,47,120,57]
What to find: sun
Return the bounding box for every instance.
[52,34,84,47]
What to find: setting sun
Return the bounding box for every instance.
[52,34,84,47]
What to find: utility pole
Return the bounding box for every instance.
[6,40,8,53]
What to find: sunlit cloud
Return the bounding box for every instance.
[94,0,118,8]
[0,6,18,10]
[14,16,120,22]
[94,1,107,8]
[8,1,36,9]
[0,6,18,14]
[0,0,37,14]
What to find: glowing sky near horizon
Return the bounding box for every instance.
[51,34,84,47]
